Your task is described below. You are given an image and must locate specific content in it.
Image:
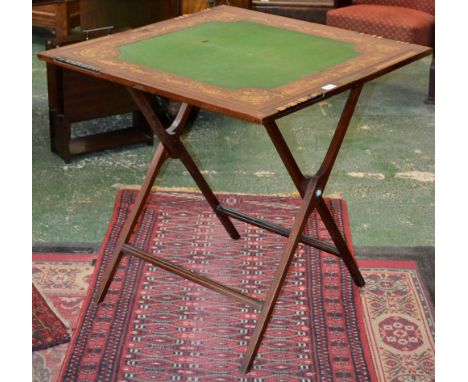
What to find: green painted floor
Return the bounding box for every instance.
[32,28,434,247]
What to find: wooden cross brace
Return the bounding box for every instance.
[94,85,365,373]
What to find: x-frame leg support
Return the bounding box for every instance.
[240,85,365,372]
[94,90,240,304]
[93,85,366,374]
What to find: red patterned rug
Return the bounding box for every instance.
[32,253,97,382]
[59,190,378,381]
[31,195,434,381]
[31,256,435,382]
[33,282,70,351]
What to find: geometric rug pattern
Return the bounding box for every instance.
[32,191,434,382]
[32,282,70,351]
[360,260,435,381]
[31,257,435,381]
[32,253,96,382]
[60,190,376,381]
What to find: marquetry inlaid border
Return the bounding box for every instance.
[39,6,431,123]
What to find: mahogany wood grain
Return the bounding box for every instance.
[122,243,263,308]
[38,6,432,124]
[127,89,241,240]
[183,0,251,14]
[317,197,365,286]
[240,86,365,372]
[253,0,333,23]
[264,120,306,197]
[94,85,366,373]
[216,204,340,256]
[33,0,68,4]
[315,85,362,190]
[80,0,181,29]
[32,0,80,38]
[94,142,170,303]
[426,53,435,104]
[240,177,320,373]
[333,0,352,7]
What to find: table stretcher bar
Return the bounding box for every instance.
[93,84,365,373]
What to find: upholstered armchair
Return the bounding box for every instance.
[327,0,435,103]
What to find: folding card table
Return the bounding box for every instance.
[38,5,431,373]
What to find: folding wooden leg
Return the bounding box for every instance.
[127,89,240,240]
[94,142,169,303]
[240,178,320,372]
[94,89,240,304]
[264,86,365,283]
[240,86,366,372]
[316,197,365,287]
[264,120,307,197]
[94,85,366,373]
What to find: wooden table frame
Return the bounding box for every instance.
[93,84,365,373]
[37,5,431,374]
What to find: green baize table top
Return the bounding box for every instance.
[118,20,359,90]
[37,6,432,123]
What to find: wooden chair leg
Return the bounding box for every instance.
[425,53,435,104]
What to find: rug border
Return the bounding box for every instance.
[358,259,417,268]
[340,197,379,382]
[57,190,128,381]
[32,252,98,352]
[357,258,435,381]
[358,258,435,319]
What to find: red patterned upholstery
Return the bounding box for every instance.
[353,0,434,15]
[327,4,434,47]
[327,0,435,102]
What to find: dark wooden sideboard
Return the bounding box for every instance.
[182,0,251,14]
[80,0,182,29]
[32,0,80,38]
[252,0,333,23]
[79,1,250,30]
[45,29,157,162]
